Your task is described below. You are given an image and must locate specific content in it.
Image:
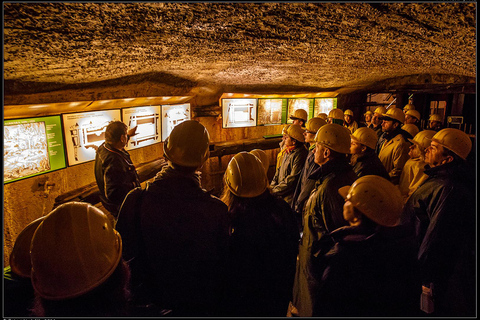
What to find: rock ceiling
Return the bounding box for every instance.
[3,2,477,97]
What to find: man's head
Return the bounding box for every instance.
[428,114,443,131]
[350,127,377,155]
[290,109,308,127]
[380,108,404,133]
[364,110,373,123]
[344,109,354,125]
[285,124,305,148]
[313,123,350,165]
[408,130,436,160]
[371,107,386,127]
[327,108,344,125]
[425,128,472,167]
[105,121,128,148]
[304,117,326,144]
[404,110,421,125]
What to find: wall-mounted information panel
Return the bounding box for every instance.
[287,98,314,123]
[4,116,66,184]
[222,99,257,128]
[161,103,191,140]
[314,98,337,117]
[122,105,161,150]
[62,109,121,166]
[257,99,287,126]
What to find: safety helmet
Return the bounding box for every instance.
[9,216,46,278]
[328,108,344,121]
[305,117,327,133]
[282,124,291,135]
[401,124,420,138]
[290,109,308,122]
[344,109,354,117]
[250,149,270,173]
[430,128,472,160]
[408,130,436,151]
[351,127,378,150]
[318,113,328,121]
[381,107,405,124]
[338,175,403,227]
[287,124,306,143]
[374,106,387,115]
[163,120,210,168]
[405,109,421,121]
[314,123,351,154]
[429,114,443,122]
[30,202,122,300]
[403,103,415,112]
[224,152,268,198]
[364,110,373,116]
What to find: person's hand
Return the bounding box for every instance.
[127,125,138,137]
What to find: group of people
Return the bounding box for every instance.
[4,106,474,316]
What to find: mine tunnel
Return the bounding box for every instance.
[3,2,476,317]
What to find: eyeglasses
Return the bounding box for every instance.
[305,130,316,134]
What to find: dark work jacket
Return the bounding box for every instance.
[95,142,140,216]
[351,149,390,180]
[291,149,319,228]
[312,224,420,316]
[271,145,308,205]
[401,160,475,316]
[116,165,230,317]
[224,191,300,317]
[372,124,383,140]
[292,157,357,316]
[4,266,35,317]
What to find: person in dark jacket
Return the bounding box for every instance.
[291,117,326,232]
[95,121,140,218]
[290,124,357,317]
[349,127,390,180]
[271,124,308,206]
[221,152,299,316]
[116,120,230,317]
[312,175,419,316]
[401,128,475,316]
[371,106,386,139]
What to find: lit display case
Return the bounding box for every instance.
[257,98,287,125]
[161,103,191,140]
[4,115,66,183]
[222,98,257,128]
[122,105,161,150]
[314,98,337,117]
[62,110,121,166]
[287,98,314,123]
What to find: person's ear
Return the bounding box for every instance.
[324,147,330,158]
[441,155,454,165]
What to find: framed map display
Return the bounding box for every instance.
[122,105,161,150]
[161,103,191,140]
[222,98,257,128]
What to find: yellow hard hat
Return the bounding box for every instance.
[405,109,421,121]
[250,149,270,173]
[287,124,306,143]
[290,109,308,122]
[305,117,327,133]
[381,107,405,124]
[364,110,373,116]
[9,216,46,278]
[401,124,420,138]
[224,152,268,198]
[408,130,436,151]
[338,175,403,227]
[30,202,122,300]
[328,108,344,121]
[282,124,291,135]
[351,127,378,150]
[403,103,415,112]
[163,120,210,168]
[429,114,443,122]
[344,109,354,116]
[314,123,351,154]
[430,128,472,160]
[318,113,328,120]
[374,106,387,115]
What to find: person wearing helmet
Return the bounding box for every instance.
[343,109,358,134]
[362,110,374,128]
[398,130,436,202]
[371,106,386,138]
[291,117,326,232]
[401,123,420,139]
[405,109,422,131]
[403,101,415,113]
[428,114,443,131]
[276,124,291,170]
[4,216,45,317]
[220,152,299,316]
[291,124,357,317]
[29,202,130,317]
[317,112,328,121]
[95,121,141,218]
[270,124,308,206]
[327,108,344,125]
[349,127,390,180]
[401,128,475,316]
[376,107,411,185]
[290,108,308,127]
[116,120,230,316]
[310,176,419,316]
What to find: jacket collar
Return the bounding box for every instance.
[308,155,351,181]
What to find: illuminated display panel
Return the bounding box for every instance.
[4,116,66,184]
[257,99,286,125]
[222,99,257,128]
[122,105,161,150]
[161,103,191,140]
[62,110,121,166]
[287,98,313,123]
[314,98,337,117]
